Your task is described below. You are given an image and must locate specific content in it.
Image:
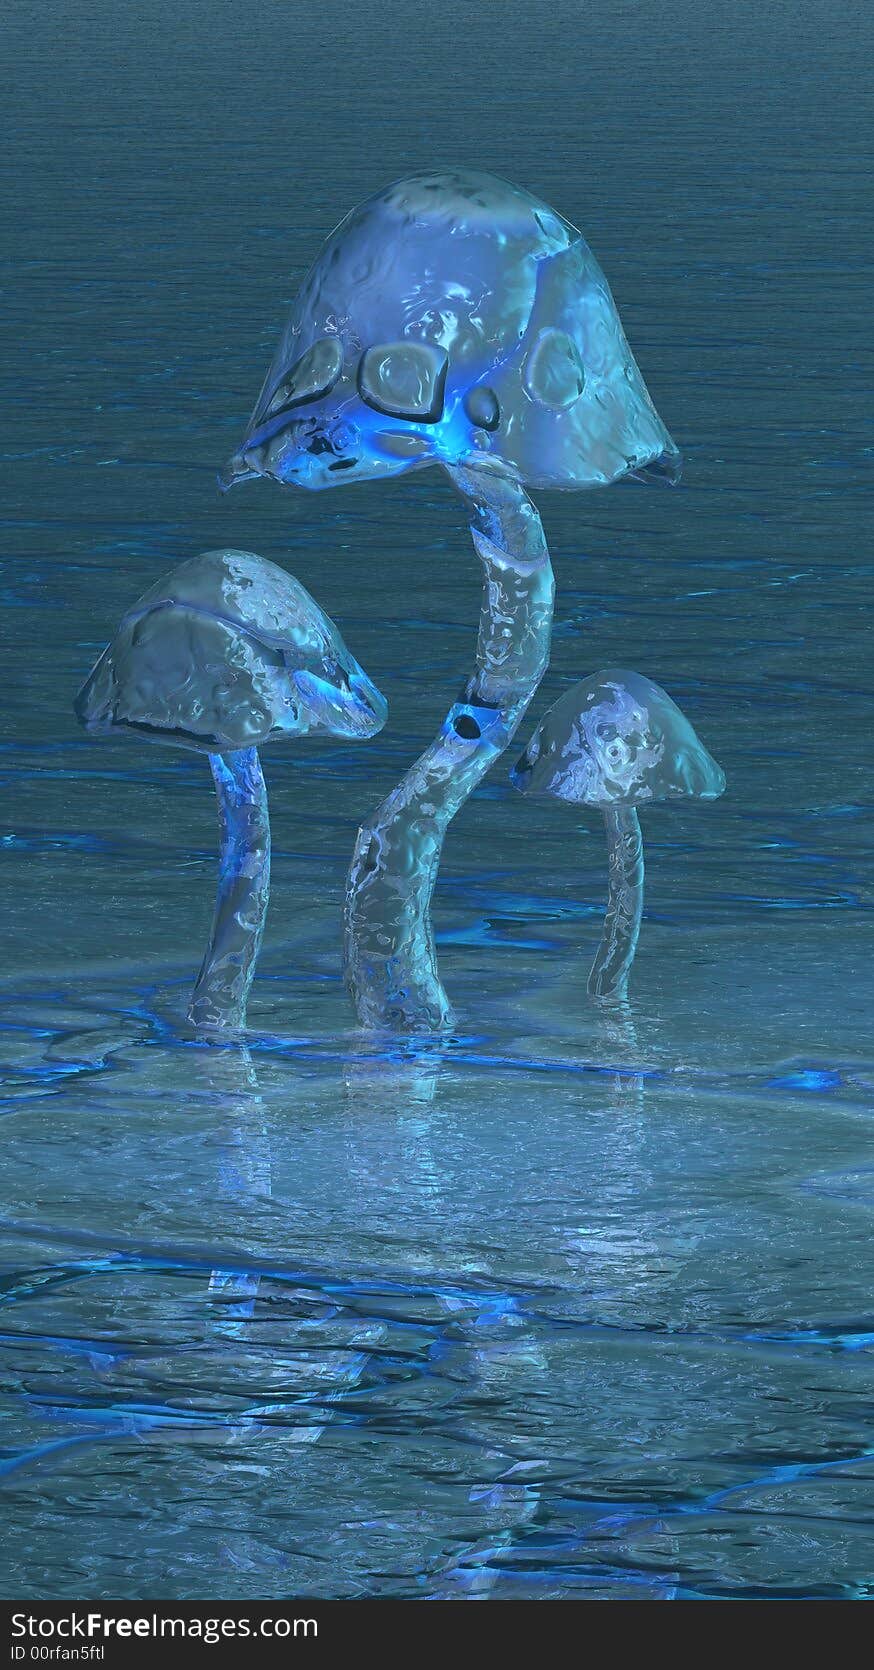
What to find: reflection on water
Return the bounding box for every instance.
[2,0,873,1602]
[2,983,874,1597]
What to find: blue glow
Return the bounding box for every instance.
[768,1068,843,1092]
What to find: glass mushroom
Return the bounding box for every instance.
[73,548,386,1033]
[511,670,725,1001]
[221,169,680,1032]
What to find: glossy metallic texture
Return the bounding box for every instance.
[74,550,386,1034]
[74,548,386,749]
[512,668,725,808]
[513,669,725,1003]
[221,170,680,494]
[344,465,554,1031]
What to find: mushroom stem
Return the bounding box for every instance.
[344,464,554,1031]
[588,805,645,1002]
[189,748,271,1033]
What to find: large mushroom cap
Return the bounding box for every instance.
[74,548,387,752]
[221,169,680,495]
[511,669,725,807]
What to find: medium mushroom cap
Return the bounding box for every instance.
[221,169,680,495]
[74,549,387,752]
[511,670,725,807]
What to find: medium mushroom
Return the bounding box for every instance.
[221,170,680,1032]
[74,548,386,1032]
[511,670,725,1001]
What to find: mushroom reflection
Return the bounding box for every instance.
[200,1043,272,1337]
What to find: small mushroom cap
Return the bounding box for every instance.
[221,169,680,495]
[511,670,725,807]
[74,549,387,753]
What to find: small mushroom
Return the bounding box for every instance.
[512,670,725,1002]
[74,549,386,1033]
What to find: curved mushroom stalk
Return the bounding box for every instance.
[189,748,271,1033]
[344,465,554,1032]
[587,805,645,1002]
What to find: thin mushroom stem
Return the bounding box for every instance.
[344,463,554,1031]
[588,805,645,1002]
[189,748,271,1033]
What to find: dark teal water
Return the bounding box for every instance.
[2,0,873,1599]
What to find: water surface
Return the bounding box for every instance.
[1,0,873,1600]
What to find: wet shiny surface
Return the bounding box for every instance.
[511,669,725,806]
[226,168,677,491]
[74,547,387,751]
[2,0,873,1599]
